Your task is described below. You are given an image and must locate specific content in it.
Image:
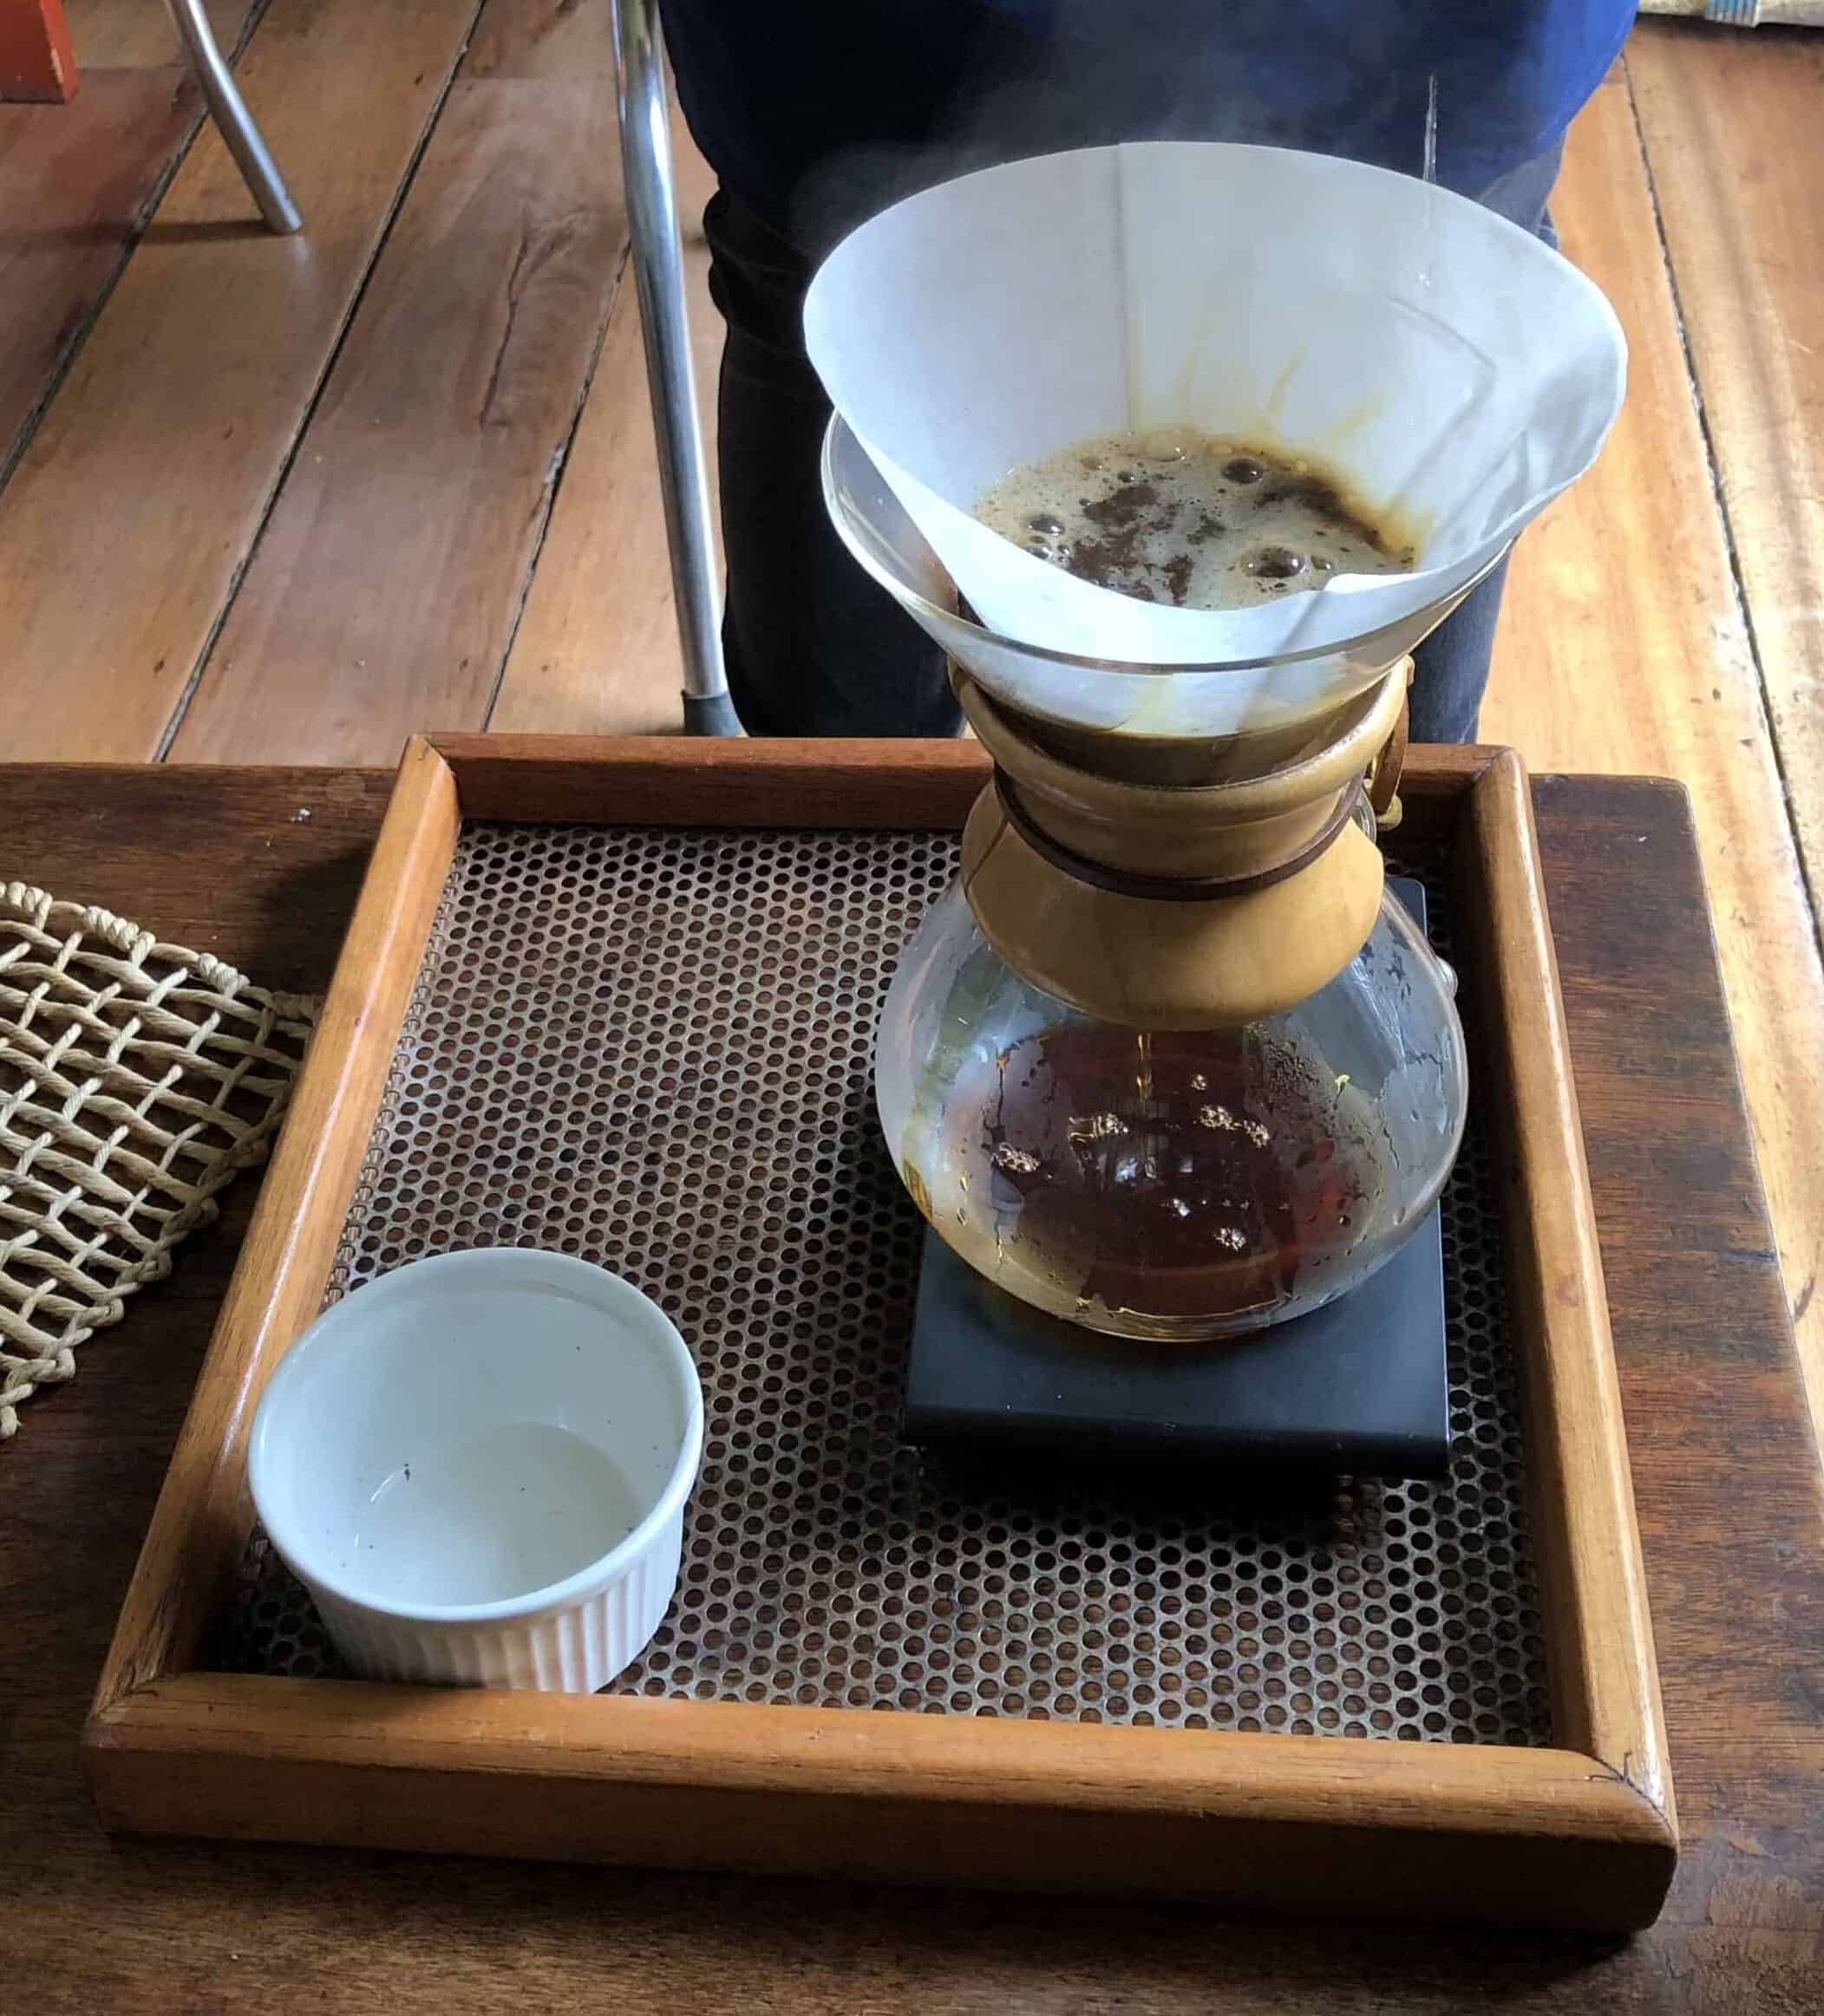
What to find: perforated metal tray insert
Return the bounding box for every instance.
[217,822,1552,1745]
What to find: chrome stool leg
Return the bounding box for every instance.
[163,0,302,236]
[611,0,741,734]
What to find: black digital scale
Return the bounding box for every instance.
[902,879,1451,1478]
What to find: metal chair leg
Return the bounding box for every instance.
[610,0,740,734]
[163,0,302,236]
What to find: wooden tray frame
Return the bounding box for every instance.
[83,737,1676,1930]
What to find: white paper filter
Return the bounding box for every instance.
[804,143,1626,667]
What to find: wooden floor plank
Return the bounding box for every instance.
[0,2,250,478]
[168,0,624,766]
[487,108,719,737]
[64,0,244,69]
[0,75,197,473]
[1627,23,1824,927]
[459,0,608,80]
[1484,63,1824,1445]
[0,0,482,764]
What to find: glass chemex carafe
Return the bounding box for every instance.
[879,686,1465,1341]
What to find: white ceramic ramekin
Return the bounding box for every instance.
[248,1249,703,1693]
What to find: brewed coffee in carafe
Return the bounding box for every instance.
[934,1021,1384,1329]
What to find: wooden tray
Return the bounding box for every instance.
[82,738,1676,1930]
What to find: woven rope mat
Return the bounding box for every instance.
[0,884,317,1441]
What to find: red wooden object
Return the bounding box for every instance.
[0,0,78,102]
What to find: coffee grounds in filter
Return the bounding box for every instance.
[975,428,1415,610]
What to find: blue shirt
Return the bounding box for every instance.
[661,1,1634,249]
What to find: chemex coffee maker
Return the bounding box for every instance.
[804,142,1626,1471]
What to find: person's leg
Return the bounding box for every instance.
[705,192,958,738]
[1408,552,1511,743]
[1408,139,1565,741]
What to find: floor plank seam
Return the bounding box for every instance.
[479,241,634,733]
[0,1,276,498]
[153,0,496,763]
[1621,50,1824,961]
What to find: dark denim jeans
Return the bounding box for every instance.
[705,145,1563,742]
